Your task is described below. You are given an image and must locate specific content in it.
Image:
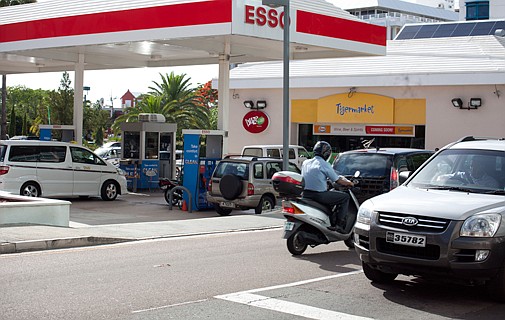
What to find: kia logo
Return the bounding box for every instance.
[402,217,418,226]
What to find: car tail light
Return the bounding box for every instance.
[390,167,399,190]
[247,183,254,196]
[0,165,9,175]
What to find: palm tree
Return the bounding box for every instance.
[113,72,211,138]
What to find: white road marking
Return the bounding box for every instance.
[131,299,208,314]
[217,292,373,320]
[215,270,369,320]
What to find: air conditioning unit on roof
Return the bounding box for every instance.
[138,113,166,122]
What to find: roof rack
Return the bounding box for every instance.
[456,136,500,142]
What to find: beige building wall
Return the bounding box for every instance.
[227,84,505,153]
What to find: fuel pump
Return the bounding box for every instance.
[182,129,225,210]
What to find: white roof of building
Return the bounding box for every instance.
[225,34,505,88]
[327,0,459,20]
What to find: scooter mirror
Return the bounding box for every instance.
[354,171,360,178]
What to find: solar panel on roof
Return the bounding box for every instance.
[452,22,477,36]
[432,24,457,38]
[395,25,422,40]
[395,19,505,40]
[470,21,495,35]
[416,24,439,38]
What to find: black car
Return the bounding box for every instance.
[332,148,434,204]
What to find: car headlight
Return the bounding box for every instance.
[116,168,126,176]
[460,213,501,237]
[357,200,375,225]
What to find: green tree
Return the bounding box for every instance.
[0,0,36,7]
[8,106,16,137]
[47,72,74,126]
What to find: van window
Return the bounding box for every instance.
[266,149,281,158]
[9,146,39,162]
[7,145,67,163]
[38,146,66,163]
[243,148,262,157]
[70,147,106,165]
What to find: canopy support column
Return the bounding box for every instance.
[73,53,84,144]
[218,39,231,155]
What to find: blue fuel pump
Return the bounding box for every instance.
[182,130,225,211]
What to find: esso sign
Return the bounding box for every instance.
[244,5,286,28]
[243,110,270,134]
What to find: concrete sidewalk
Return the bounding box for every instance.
[0,211,285,254]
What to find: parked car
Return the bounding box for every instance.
[95,146,122,167]
[331,148,434,204]
[94,141,121,155]
[206,156,300,215]
[241,144,310,168]
[354,136,505,301]
[0,140,127,200]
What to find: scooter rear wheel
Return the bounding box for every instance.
[287,230,307,255]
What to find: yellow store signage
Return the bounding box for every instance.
[291,92,425,125]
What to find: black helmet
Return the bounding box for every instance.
[313,141,332,160]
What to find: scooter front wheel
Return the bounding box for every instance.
[287,230,307,255]
[344,232,355,249]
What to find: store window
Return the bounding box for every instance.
[123,131,140,159]
[145,132,159,159]
[466,1,489,20]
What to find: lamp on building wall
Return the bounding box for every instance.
[243,100,267,109]
[243,100,254,109]
[451,98,463,108]
[451,97,482,110]
[469,98,482,109]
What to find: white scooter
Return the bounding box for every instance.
[272,171,361,255]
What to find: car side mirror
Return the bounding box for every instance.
[399,171,411,184]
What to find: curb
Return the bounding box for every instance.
[0,225,285,254]
[0,237,132,254]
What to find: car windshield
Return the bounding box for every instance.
[408,149,505,193]
[333,153,392,177]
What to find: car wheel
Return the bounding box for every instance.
[287,230,307,255]
[344,233,355,249]
[101,180,119,201]
[486,267,505,302]
[20,182,40,197]
[255,195,275,214]
[214,204,232,216]
[219,174,243,200]
[362,262,397,283]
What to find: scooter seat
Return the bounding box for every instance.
[299,198,332,215]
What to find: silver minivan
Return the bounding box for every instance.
[0,140,127,200]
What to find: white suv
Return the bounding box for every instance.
[354,136,505,301]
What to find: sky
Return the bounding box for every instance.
[7,65,220,108]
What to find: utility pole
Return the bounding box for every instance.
[1,74,7,140]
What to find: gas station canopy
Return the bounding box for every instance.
[0,0,386,146]
[0,0,385,74]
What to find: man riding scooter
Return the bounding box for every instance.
[301,141,354,233]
